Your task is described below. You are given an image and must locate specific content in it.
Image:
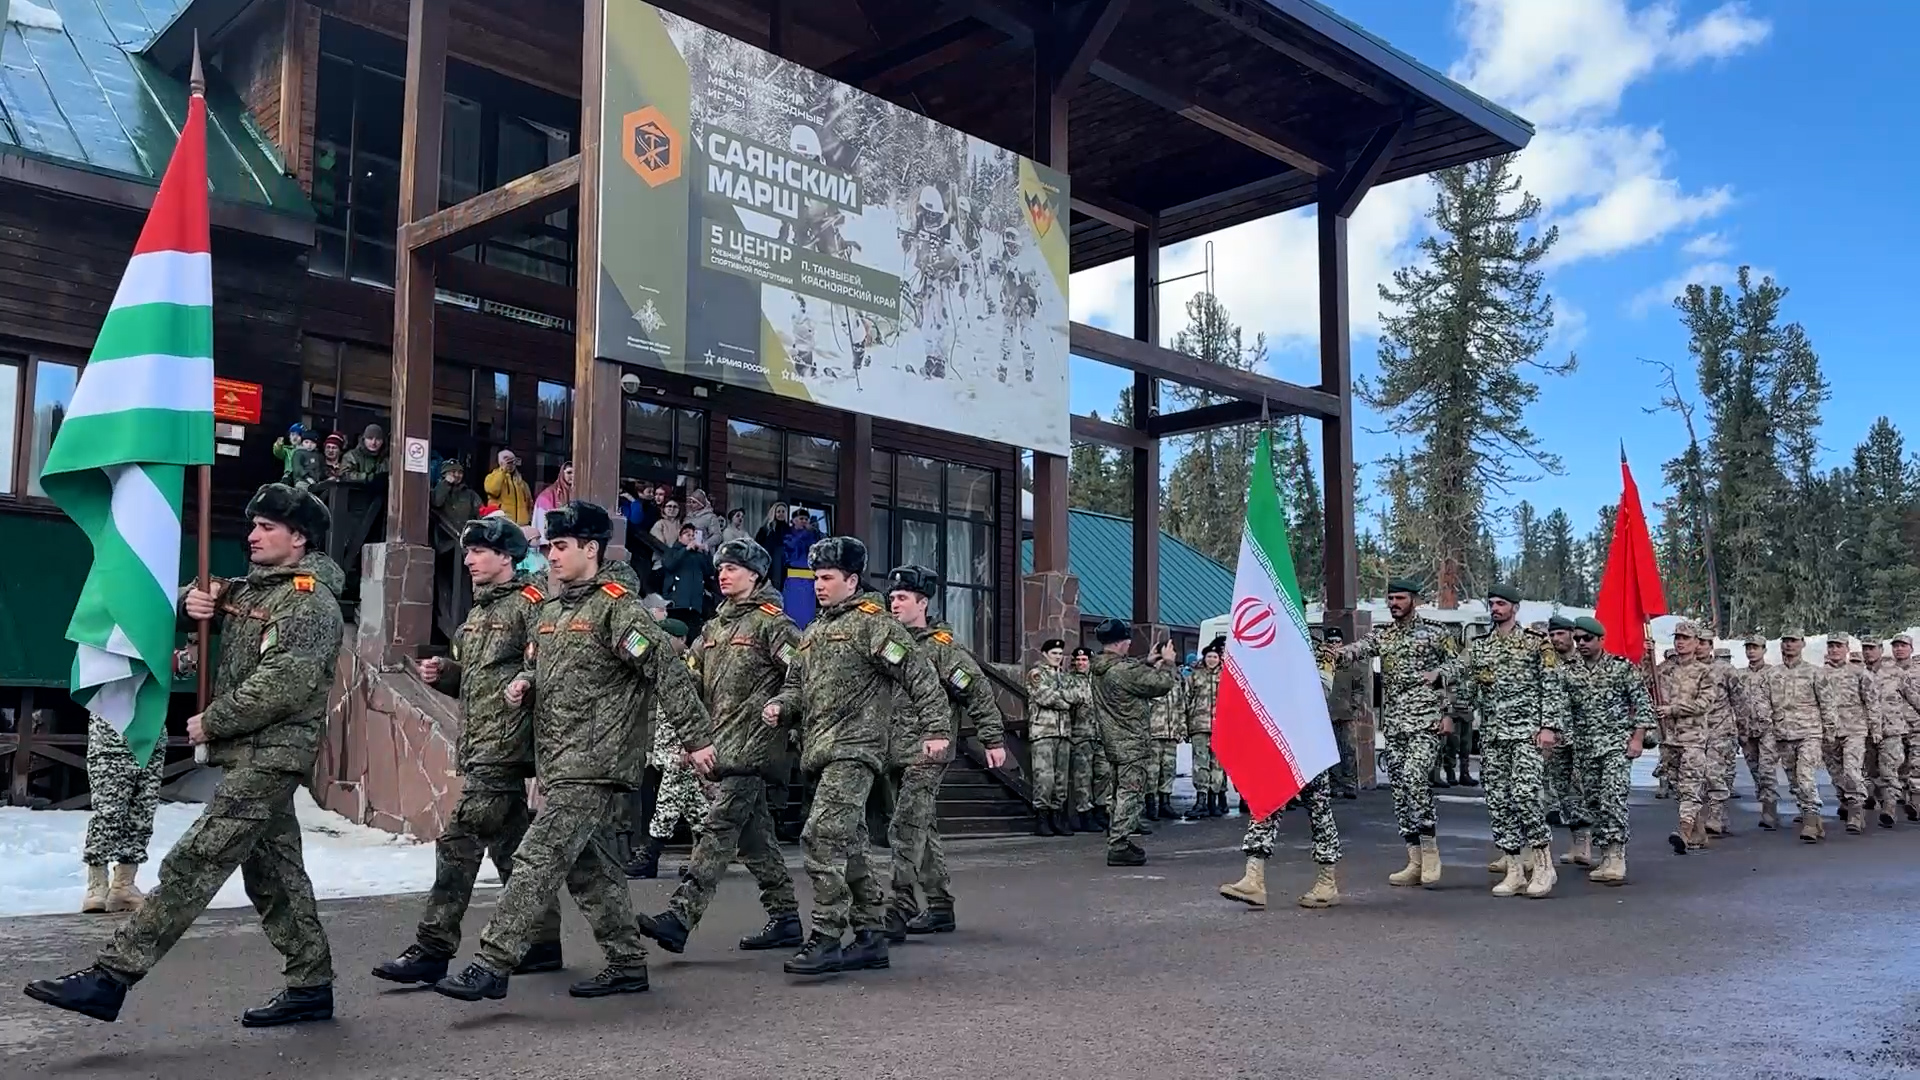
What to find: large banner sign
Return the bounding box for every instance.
[595,1,1071,455]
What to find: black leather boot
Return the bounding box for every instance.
[843,930,891,970]
[371,944,451,984]
[1036,808,1057,836]
[625,836,663,879]
[1106,841,1148,866]
[783,932,844,975]
[569,965,649,998]
[514,940,564,974]
[906,907,956,935]
[1457,749,1478,786]
[433,962,508,1002]
[1143,795,1162,822]
[1054,808,1075,836]
[241,985,334,1027]
[23,966,128,1022]
[883,908,909,944]
[739,912,804,951]
[635,910,690,954]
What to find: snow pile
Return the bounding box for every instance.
[7,1,64,31]
[0,787,492,918]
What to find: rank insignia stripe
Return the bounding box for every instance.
[858,601,883,615]
[522,585,546,603]
[293,575,315,593]
[931,630,953,645]
[759,602,783,616]
[601,582,628,598]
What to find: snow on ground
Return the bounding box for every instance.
[0,788,490,919]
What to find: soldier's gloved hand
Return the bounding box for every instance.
[505,678,530,706]
[688,745,718,777]
[183,581,226,621]
[416,656,443,684]
[985,746,1008,769]
[762,702,782,727]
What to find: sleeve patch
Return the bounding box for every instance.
[293,575,315,593]
[601,582,628,599]
[881,640,907,666]
[949,668,972,691]
[521,585,545,604]
[932,630,954,645]
[622,629,650,658]
[759,602,783,616]
[525,642,537,663]
[777,643,796,665]
[259,626,278,654]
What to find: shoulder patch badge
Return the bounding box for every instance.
[858,600,884,615]
[293,574,315,593]
[621,628,650,658]
[932,630,954,645]
[949,668,972,691]
[777,642,796,665]
[521,585,545,604]
[259,625,278,654]
[880,639,907,666]
[759,602,783,616]
[601,581,628,599]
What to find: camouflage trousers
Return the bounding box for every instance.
[888,761,951,915]
[1150,739,1180,796]
[1069,735,1101,812]
[1738,734,1781,805]
[1576,749,1633,847]
[1823,733,1867,807]
[1384,728,1443,841]
[801,760,887,936]
[1189,732,1222,795]
[1482,738,1551,854]
[649,759,713,840]
[1031,736,1071,811]
[668,775,797,930]
[474,782,646,975]
[83,717,166,866]
[97,767,332,988]
[1331,721,1359,795]
[1543,741,1587,830]
[415,774,559,957]
[1669,741,1710,824]
[1105,755,1150,851]
[1774,737,1824,816]
[1705,730,1735,809]
[1240,771,1340,864]
[1872,735,1910,807]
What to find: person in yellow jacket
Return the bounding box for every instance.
[485,450,534,526]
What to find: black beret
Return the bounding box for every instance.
[460,516,529,561]
[1321,626,1345,643]
[544,500,613,545]
[808,536,867,575]
[1093,618,1132,645]
[1547,614,1576,631]
[884,564,939,598]
[245,483,330,546]
[714,537,772,578]
[1041,638,1066,653]
[1072,646,1091,658]
[1386,576,1424,596]
[1202,636,1226,656]
[1486,584,1522,604]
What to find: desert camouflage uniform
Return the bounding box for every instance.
[1765,659,1826,819]
[97,554,345,989]
[1893,657,1920,806]
[1817,658,1873,816]
[414,575,558,959]
[1148,674,1188,798]
[771,592,945,937]
[1866,658,1917,811]
[1068,670,1107,813]
[1561,653,1654,847]
[83,718,167,866]
[1334,618,1459,841]
[1437,627,1566,854]
[1703,657,1742,824]
[1655,653,1721,833]
[1026,663,1075,811]
[1186,664,1222,797]
[890,622,1003,917]
[1089,652,1177,849]
[1241,665,1341,863]
[1730,662,1778,806]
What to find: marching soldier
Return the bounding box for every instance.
[636,537,805,957]
[1069,647,1109,829]
[1818,634,1873,833]
[1655,621,1720,854]
[1185,638,1225,818]
[1558,617,1652,884]
[1766,629,1827,840]
[372,517,562,986]
[1703,646,1741,835]
[762,538,946,977]
[28,484,344,1026]
[1734,635,1780,828]
[1542,615,1591,862]
[1088,620,1178,866]
[79,714,167,914]
[432,500,717,1003]
[1219,650,1343,909]
[1862,639,1913,829]
[1026,639,1077,836]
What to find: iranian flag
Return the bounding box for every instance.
[1209,429,1339,820]
[39,75,216,766]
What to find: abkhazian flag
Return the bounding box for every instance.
[39,76,215,766]
[1209,429,1340,820]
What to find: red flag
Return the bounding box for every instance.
[1594,452,1666,659]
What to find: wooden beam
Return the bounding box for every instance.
[278,0,310,179]
[839,412,874,545]
[1057,0,1132,88]
[1029,35,1070,576]
[1131,218,1160,629]
[401,154,582,256]
[1329,113,1409,218]
[1071,412,1150,449]
[1317,176,1357,622]
[1089,59,1337,176]
[1182,0,1397,106]
[1071,322,1342,418]
[1071,193,1150,231]
[1147,399,1265,437]
[572,0,623,553]
[768,0,791,56]
[823,13,981,85]
[387,0,448,548]
[435,257,576,320]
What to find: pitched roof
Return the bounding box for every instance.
[1020,509,1234,631]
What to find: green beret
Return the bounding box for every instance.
[1573,616,1605,638]
[659,618,689,641]
[1486,584,1522,604]
[1547,614,1575,631]
[1385,576,1424,596]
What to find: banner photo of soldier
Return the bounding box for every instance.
[593,1,1071,456]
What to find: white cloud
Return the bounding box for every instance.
[1628,260,1735,317]
[1682,232,1733,258]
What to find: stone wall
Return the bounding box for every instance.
[314,624,465,840]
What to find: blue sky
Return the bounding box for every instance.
[1067,0,1917,542]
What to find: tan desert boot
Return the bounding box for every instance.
[1418,836,1443,887]
[1560,830,1592,866]
[81,865,109,914]
[1388,843,1423,887]
[1486,852,1510,874]
[106,864,146,913]
[1799,812,1822,843]
[1588,844,1627,885]
[1297,864,1342,908]
[1523,846,1557,898]
[1491,851,1528,897]
[1220,856,1267,907]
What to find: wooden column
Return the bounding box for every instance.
[838,412,873,545]
[1131,218,1160,627]
[1029,28,1071,575]
[387,0,448,544]
[1317,180,1356,633]
[277,0,310,180]
[571,0,624,551]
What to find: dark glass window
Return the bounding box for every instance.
[869,450,998,653]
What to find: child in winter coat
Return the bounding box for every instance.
[272,423,324,488]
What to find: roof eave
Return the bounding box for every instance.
[145,0,262,69]
[0,149,316,247]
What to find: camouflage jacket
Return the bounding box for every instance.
[438,574,544,781]
[1561,654,1654,755]
[195,553,346,774]
[521,566,713,787]
[895,621,1004,766]
[771,591,946,774]
[1764,659,1825,742]
[1335,618,1458,736]
[1067,672,1097,741]
[1653,657,1720,746]
[1866,660,1919,739]
[687,586,800,778]
[339,445,388,482]
[1706,660,1742,737]
[1089,651,1177,761]
[1025,664,1076,740]
[1327,665,1367,723]
[1729,665,1773,739]
[648,637,695,768]
[1149,673,1188,740]
[1817,661,1874,739]
[1436,626,1566,741]
[1186,664,1220,734]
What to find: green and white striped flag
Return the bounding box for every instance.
[40,81,215,766]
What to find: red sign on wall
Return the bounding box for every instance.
[213,377,263,425]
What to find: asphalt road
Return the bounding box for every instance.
[3,788,1917,1080]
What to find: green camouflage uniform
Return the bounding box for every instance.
[414,575,559,959]
[97,554,346,989]
[1326,664,1366,795]
[83,718,166,866]
[770,592,945,936]
[1187,664,1222,797]
[1068,669,1106,814]
[1026,663,1075,812]
[1541,647,1583,829]
[1765,659,1826,818]
[890,622,1004,917]
[472,567,713,976]
[1148,674,1188,798]
[1089,652,1177,850]
[1561,653,1654,847]
[667,587,801,931]
[1334,619,1459,841]
[1438,627,1566,854]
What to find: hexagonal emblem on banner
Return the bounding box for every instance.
[621,106,682,188]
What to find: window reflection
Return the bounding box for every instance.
[26,360,78,497]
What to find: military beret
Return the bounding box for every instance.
[1385,576,1424,596]
[245,483,330,546]
[460,515,529,561]
[1041,638,1066,653]
[713,537,772,578]
[544,500,613,545]
[1486,584,1522,604]
[1744,634,1767,647]
[1780,627,1806,640]
[1895,633,1914,646]
[808,535,867,575]
[1093,618,1132,645]
[1202,635,1226,656]
[1548,614,1576,631]
[884,563,939,598]
[1072,646,1092,658]
[1322,626,1345,643]
[1573,616,1606,638]
[659,618,689,641]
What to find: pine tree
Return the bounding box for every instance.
[1160,293,1265,563]
[1067,394,1134,517]
[1278,415,1325,601]
[1851,418,1920,633]
[1364,155,1573,607]
[1583,502,1617,603]
[1542,507,1580,604]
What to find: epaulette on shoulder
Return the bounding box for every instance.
[857,600,884,615]
[521,585,546,604]
[601,581,628,599]
[292,574,316,593]
[931,630,954,645]
[759,602,783,616]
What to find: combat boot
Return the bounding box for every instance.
[1704,806,1726,837]
[1560,829,1593,867]
[625,836,663,879]
[1433,763,1453,789]
[783,932,844,976]
[739,912,805,951]
[883,908,909,944]
[1457,751,1478,786]
[81,864,108,914]
[1220,856,1267,907]
[1667,818,1692,855]
[635,911,690,954]
[241,985,334,1026]
[1106,842,1147,867]
[1388,843,1423,887]
[23,965,128,1022]
[433,962,508,1001]
[1588,845,1627,886]
[1035,809,1056,837]
[1688,816,1710,850]
[1758,800,1779,830]
[1215,792,1231,816]
[1844,799,1865,834]
[371,944,452,984]
[1297,864,1342,909]
[515,940,564,974]
[1418,835,1443,886]
[1055,808,1076,836]
[1523,846,1557,899]
[1491,851,1528,897]
[1799,812,1822,843]
[907,907,955,935]
[568,966,649,998]
[102,864,143,913]
[1906,800,1919,823]
[843,930,891,971]
[1487,852,1511,875]
[1879,794,1897,829]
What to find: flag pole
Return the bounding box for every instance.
[190,36,213,764]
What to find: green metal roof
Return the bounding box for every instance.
[1021,509,1234,631]
[0,0,311,219]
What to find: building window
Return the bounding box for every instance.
[0,360,18,495]
[726,420,840,531]
[532,380,571,490]
[871,451,997,653]
[0,352,82,500]
[299,337,393,442]
[622,400,705,487]
[25,358,79,498]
